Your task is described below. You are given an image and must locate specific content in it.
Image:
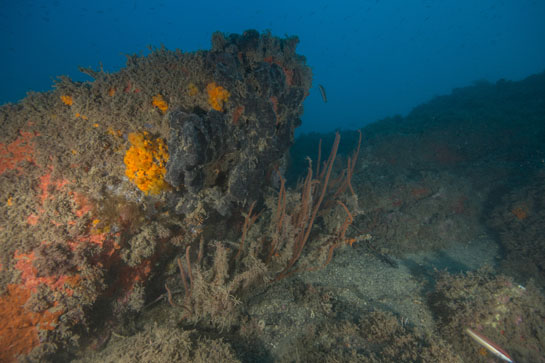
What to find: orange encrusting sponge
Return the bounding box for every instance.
[152,94,168,113]
[124,131,169,194]
[206,82,230,111]
[60,95,73,106]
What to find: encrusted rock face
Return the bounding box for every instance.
[165,30,312,217]
[166,110,227,193]
[0,30,312,361]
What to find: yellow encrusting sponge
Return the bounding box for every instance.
[124,131,169,194]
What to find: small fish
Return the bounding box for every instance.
[318,84,327,103]
[466,328,514,363]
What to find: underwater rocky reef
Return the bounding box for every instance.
[1,30,545,362]
[0,30,327,361]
